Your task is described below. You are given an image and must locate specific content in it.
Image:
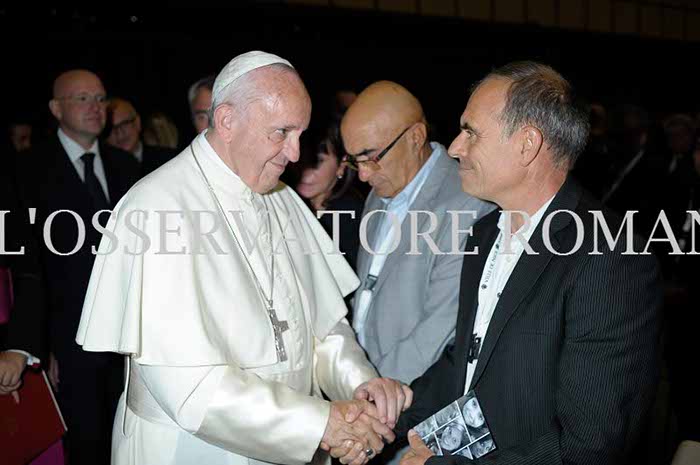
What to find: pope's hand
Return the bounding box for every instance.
[0,351,28,399]
[327,411,396,464]
[320,400,394,465]
[353,378,413,428]
[399,430,435,465]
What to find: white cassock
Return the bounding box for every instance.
[76,132,378,465]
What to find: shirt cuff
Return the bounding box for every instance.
[6,350,40,366]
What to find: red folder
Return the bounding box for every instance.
[0,369,67,465]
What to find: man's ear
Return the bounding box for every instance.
[519,126,543,167]
[48,99,61,122]
[410,122,428,150]
[135,114,142,134]
[213,104,235,143]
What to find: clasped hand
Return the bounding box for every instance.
[320,378,413,465]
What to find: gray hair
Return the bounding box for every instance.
[187,75,215,111]
[478,61,589,170]
[208,63,295,129]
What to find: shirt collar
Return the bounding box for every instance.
[192,130,255,201]
[496,194,556,241]
[133,141,143,163]
[57,128,100,163]
[380,141,444,208]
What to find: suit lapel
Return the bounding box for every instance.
[468,177,582,390]
[454,213,499,391]
[43,136,93,213]
[356,192,383,284]
[100,145,121,208]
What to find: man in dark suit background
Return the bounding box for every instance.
[0,69,140,465]
[393,62,662,465]
[106,97,175,176]
[0,156,47,388]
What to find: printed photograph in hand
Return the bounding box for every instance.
[454,446,473,459]
[412,390,497,459]
[424,434,441,455]
[459,394,489,440]
[469,434,496,458]
[415,415,438,438]
[435,419,470,455]
[433,402,461,427]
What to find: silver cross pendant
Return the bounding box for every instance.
[267,305,289,362]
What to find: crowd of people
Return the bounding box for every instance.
[0,50,698,465]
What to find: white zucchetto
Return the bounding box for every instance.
[211,50,293,107]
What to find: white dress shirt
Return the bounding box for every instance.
[57,128,110,202]
[353,142,444,346]
[133,141,143,164]
[464,196,555,393]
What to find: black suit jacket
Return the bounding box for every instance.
[396,178,662,465]
[9,135,139,361]
[140,143,176,177]
[1,156,46,357]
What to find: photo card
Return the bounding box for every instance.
[413,390,496,459]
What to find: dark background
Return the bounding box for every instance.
[2,3,698,146]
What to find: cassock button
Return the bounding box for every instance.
[481,284,487,289]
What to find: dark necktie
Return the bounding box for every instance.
[81,152,109,211]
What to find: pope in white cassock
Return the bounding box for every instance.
[75,51,412,465]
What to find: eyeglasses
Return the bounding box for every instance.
[112,116,137,133]
[56,94,109,106]
[344,126,412,171]
[192,110,210,122]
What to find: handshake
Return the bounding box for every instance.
[320,378,413,465]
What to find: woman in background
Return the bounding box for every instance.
[142,112,179,150]
[295,113,364,271]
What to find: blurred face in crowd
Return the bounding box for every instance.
[212,67,311,194]
[666,122,695,155]
[192,86,212,133]
[448,78,524,204]
[296,144,344,206]
[9,124,32,152]
[107,99,141,154]
[49,70,107,149]
[589,103,608,137]
[341,81,427,199]
[335,90,357,113]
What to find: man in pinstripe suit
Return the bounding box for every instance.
[391,62,663,465]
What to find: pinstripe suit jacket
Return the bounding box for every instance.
[396,177,663,465]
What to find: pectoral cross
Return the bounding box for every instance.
[267,304,289,362]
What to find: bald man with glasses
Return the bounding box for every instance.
[340,81,493,465]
